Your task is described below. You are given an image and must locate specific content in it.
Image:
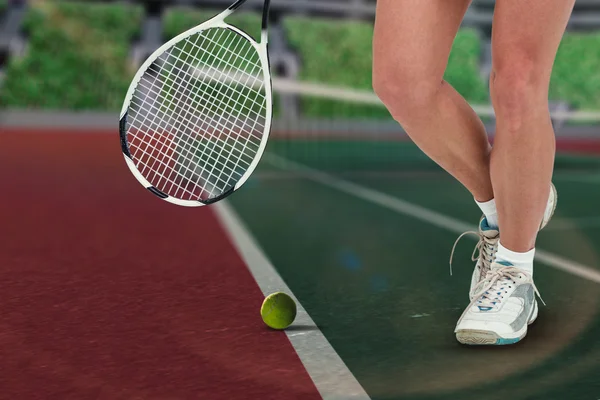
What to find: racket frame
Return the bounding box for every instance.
[119,0,272,207]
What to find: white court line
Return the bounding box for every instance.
[265,153,600,285]
[213,202,371,400]
[252,170,450,181]
[544,216,600,231]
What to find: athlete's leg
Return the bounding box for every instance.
[490,0,575,252]
[373,0,493,202]
[454,1,575,346]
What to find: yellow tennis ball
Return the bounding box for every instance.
[261,292,297,330]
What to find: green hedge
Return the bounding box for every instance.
[551,32,600,111]
[284,18,488,118]
[284,17,388,119]
[284,18,600,118]
[0,2,142,110]
[445,29,489,103]
[164,8,261,41]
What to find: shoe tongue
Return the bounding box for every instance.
[482,229,499,239]
[477,261,514,311]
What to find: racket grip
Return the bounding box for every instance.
[261,0,271,32]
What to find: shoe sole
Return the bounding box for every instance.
[456,301,538,346]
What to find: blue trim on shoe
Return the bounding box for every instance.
[480,217,499,232]
[480,218,492,231]
[463,336,523,345]
[496,261,513,267]
[496,337,522,345]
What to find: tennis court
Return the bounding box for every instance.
[3,106,600,398]
[0,129,324,399]
[229,124,600,399]
[2,1,600,398]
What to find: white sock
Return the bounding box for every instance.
[496,242,535,276]
[476,198,499,229]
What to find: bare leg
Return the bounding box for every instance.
[490,0,575,251]
[373,0,493,201]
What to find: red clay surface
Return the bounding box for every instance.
[0,130,321,400]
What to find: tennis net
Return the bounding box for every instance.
[266,78,600,174]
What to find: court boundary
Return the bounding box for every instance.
[213,201,371,400]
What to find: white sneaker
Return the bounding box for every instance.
[541,182,558,230]
[455,262,544,345]
[451,183,557,300]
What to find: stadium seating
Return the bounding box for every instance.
[0,2,142,110]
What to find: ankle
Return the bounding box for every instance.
[476,198,499,229]
[496,242,535,276]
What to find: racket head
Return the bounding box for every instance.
[119,20,272,207]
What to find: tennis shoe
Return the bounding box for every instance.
[450,183,557,300]
[455,262,544,345]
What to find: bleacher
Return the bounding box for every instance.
[470,0,600,32]
[0,1,143,109]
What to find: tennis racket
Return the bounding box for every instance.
[119,0,272,207]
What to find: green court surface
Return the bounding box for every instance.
[229,140,600,400]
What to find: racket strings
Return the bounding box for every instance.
[130,30,264,174]
[172,35,263,198]
[136,36,266,130]
[129,81,257,182]
[138,50,251,190]
[132,29,258,192]
[128,32,209,197]
[138,36,264,153]
[126,26,268,201]
[173,31,264,197]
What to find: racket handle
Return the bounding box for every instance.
[261,0,271,32]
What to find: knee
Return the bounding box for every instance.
[490,57,548,132]
[373,64,442,122]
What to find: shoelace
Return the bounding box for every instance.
[456,266,545,325]
[449,230,497,276]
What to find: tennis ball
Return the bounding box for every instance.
[261,292,297,330]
